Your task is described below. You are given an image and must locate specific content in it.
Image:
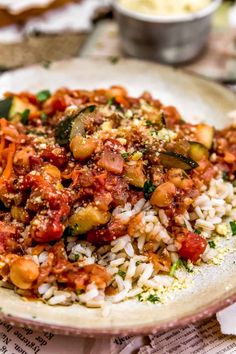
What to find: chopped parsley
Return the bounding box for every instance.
[32,315,37,319]
[37,90,51,103]
[137,294,143,302]
[146,294,160,304]
[121,152,130,161]
[74,254,80,261]
[222,171,229,181]
[108,97,115,106]
[194,229,201,235]
[117,270,126,279]
[230,221,236,236]
[150,130,158,137]
[146,120,154,126]
[136,260,142,266]
[170,259,193,275]
[137,293,160,304]
[107,97,121,110]
[143,180,156,199]
[181,259,194,273]
[169,259,182,277]
[109,56,120,64]
[42,60,51,69]
[208,240,216,249]
[41,112,48,124]
[21,109,30,125]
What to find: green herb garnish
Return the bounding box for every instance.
[222,171,229,181]
[37,90,51,103]
[143,180,156,199]
[208,240,216,249]
[41,112,48,124]
[74,254,80,261]
[170,259,193,275]
[194,229,201,235]
[146,120,154,126]
[108,97,115,106]
[117,270,126,279]
[146,294,160,304]
[109,56,119,64]
[121,152,129,161]
[42,60,51,69]
[21,109,30,125]
[107,97,121,110]
[170,260,182,277]
[137,294,143,302]
[181,259,194,273]
[230,221,236,236]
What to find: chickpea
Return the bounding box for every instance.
[70,136,97,160]
[14,147,35,168]
[106,85,127,98]
[42,164,61,180]
[11,206,29,223]
[167,168,193,190]
[10,257,39,290]
[150,182,176,208]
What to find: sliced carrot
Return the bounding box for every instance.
[0,142,16,181]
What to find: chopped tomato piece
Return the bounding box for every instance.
[87,219,127,245]
[40,146,67,167]
[31,212,64,243]
[98,149,124,174]
[179,232,207,263]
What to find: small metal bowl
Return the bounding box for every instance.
[113,0,221,64]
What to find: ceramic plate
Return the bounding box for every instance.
[0,58,236,336]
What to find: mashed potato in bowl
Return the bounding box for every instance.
[118,0,212,16]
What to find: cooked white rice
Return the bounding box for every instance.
[30,176,236,308]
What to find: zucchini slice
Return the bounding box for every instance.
[55,105,96,146]
[195,124,214,149]
[0,97,13,118]
[189,141,209,161]
[0,96,37,121]
[9,97,34,118]
[160,151,199,170]
[55,116,74,146]
[70,105,96,140]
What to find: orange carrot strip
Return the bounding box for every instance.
[1,142,16,180]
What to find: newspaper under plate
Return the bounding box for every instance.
[0,307,235,354]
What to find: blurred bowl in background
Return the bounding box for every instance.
[113,0,221,64]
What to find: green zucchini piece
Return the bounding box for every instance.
[195,124,214,149]
[55,116,74,146]
[55,105,96,146]
[0,97,13,118]
[189,141,209,161]
[9,97,31,118]
[70,105,96,140]
[160,151,199,170]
